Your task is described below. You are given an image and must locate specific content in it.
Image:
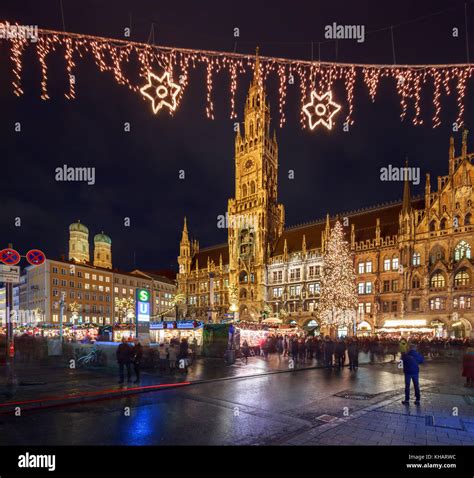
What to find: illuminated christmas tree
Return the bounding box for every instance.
[318,220,358,331]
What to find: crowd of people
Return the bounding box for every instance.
[239,333,472,370]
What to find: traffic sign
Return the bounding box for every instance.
[0,248,21,265]
[26,249,46,265]
[0,265,20,283]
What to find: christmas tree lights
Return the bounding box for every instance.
[318,221,358,330]
[1,21,473,129]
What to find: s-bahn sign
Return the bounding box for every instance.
[136,288,151,341]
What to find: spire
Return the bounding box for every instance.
[253,46,260,85]
[302,234,307,255]
[449,136,455,175]
[283,238,288,259]
[402,158,411,214]
[181,216,189,243]
[462,129,469,158]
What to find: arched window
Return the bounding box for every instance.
[365,261,372,273]
[454,269,470,286]
[412,252,421,266]
[239,271,248,283]
[430,272,446,288]
[430,245,445,265]
[412,276,421,289]
[391,256,399,270]
[440,218,447,230]
[465,213,471,225]
[242,184,247,197]
[454,241,471,261]
[250,181,256,195]
[429,220,437,232]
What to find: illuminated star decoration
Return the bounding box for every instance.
[303,90,342,130]
[140,71,181,114]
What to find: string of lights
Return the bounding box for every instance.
[1,21,473,129]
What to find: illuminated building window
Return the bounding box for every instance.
[430,297,446,310]
[412,252,421,266]
[366,261,372,273]
[365,282,372,294]
[365,303,372,314]
[358,262,365,274]
[358,283,365,294]
[454,241,471,261]
[392,280,398,292]
[358,303,364,314]
[430,272,446,288]
[98,276,103,282]
[391,257,399,270]
[85,273,90,279]
[53,314,58,322]
[454,296,471,309]
[105,277,110,283]
[92,274,97,281]
[383,258,390,271]
[454,269,470,286]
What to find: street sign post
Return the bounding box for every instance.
[0,265,20,283]
[136,288,151,344]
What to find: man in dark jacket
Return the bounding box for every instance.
[335,338,347,369]
[116,337,133,384]
[324,336,335,368]
[132,341,143,384]
[347,338,359,371]
[401,345,424,405]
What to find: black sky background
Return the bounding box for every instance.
[1,0,474,273]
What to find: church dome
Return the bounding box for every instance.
[69,221,88,234]
[94,232,112,245]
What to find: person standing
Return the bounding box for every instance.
[324,336,335,369]
[291,337,299,365]
[168,342,177,371]
[116,337,132,384]
[401,344,424,405]
[241,339,250,364]
[335,338,347,370]
[132,341,143,384]
[347,338,359,371]
[462,346,474,388]
[178,338,189,372]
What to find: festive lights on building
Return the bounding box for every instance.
[1,21,473,128]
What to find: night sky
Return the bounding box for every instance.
[1,0,474,273]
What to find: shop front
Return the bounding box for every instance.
[377,318,437,337]
[149,321,203,345]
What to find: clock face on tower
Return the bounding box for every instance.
[245,159,253,170]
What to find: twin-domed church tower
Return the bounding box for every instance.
[68,220,112,269]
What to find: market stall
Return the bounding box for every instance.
[149,321,203,345]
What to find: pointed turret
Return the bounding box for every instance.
[402,158,412,214]
[449,135,455,175]
[302,234,307,256]
[178,216,192,275]
[462,129,469,158]
[425,173,431,207]
[283,238,288,260]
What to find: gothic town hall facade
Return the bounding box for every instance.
[177,60,474,339]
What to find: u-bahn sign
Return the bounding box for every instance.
[136,288,151,342]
